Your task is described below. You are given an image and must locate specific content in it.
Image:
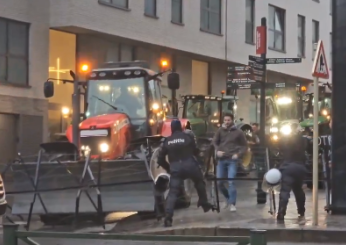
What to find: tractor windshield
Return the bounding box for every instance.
[86,77,146,119]
[303,96,331,119]
[221,100,235,115]
[274,91,298,121]
[183,99,221,136]
[320,97,332,116]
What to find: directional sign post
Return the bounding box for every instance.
[266,58,302,64]
[311,40,329,226]
[227,65,255,85]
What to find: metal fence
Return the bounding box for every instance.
[3,224,267,245]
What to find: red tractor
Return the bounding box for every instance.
[10,61,196,224]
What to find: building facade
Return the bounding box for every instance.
[0,0,49,162]
[0,0,332,160]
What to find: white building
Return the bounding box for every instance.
[0,0,332,160]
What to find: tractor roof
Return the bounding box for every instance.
[183,94,222,100]
[92,60,157,76]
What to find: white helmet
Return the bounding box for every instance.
[264,168,282,186]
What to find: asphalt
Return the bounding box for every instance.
[2,178,346,244]
[110,180,345,243]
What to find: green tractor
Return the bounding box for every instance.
[264,83,304,143]
[299,83,332,189]
[300,83,331,131]
[180,94,253,175]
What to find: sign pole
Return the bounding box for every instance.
[256,17,267,205]
[312,76,319,226]
[311,40,329,225]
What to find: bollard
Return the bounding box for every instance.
[250,229,267,245]
[3,223,19,245]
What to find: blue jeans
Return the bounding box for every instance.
[216,159,238,205]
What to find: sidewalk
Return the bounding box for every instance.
[2,181,343,243]
[112,181,344,243]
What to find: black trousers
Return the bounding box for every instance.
[165,158,208,217]
[278,163,306,216]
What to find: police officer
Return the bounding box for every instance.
[157,119,214,227]
[277,129,308,220]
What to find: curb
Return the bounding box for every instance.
[139,227,346,243]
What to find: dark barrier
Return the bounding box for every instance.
[1,142,331,231]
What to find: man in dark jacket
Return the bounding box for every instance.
[277,131,308,220]
[213,113,248,212]
[157,119,214,227]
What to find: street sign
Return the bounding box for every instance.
[312,40,329,79]
[228,66,252,71]
[227,65,255,84]
[227,82,292,90]
[266,58,302,64]
[252,69,264,76]
[249,55,265,64]
[253,75,264,82]
[248,61,264,70]
[256,26,266,55]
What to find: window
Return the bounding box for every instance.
[145,0,156,17]
[245,0,255,43]
[200,0,222,34]
[0,18,29,85]
[268,5,285,51]
[172,0,183,24]
[298,15,305,57]
[99,0,128,8]
[312,20,319,58]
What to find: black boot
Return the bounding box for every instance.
[276,213,284,221]
[298,211,305,219]
[197,201,215,212]
[164,216,172,227]
[277,206,286,221]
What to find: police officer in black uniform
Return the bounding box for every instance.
[277,128,308,220]
[157,119,214,227]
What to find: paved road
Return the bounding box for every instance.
[1,175,338,244]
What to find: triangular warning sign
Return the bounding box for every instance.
[312,40,329,79]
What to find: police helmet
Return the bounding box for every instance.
[264,168,282,186]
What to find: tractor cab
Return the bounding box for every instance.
[84,63,163,140]
[264,83,304,141]
[220,95,237,118]
[300,83,331,132]
[182,95,222,137]
[43,60,180,158]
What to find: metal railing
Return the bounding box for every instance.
[3,223,267,245]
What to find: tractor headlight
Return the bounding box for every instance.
[271,134,279,141]
[152,103,159,111]
[270,127,279,133]
[99,143,109,153]
[321,109,328,116]
[280,125,292,135]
